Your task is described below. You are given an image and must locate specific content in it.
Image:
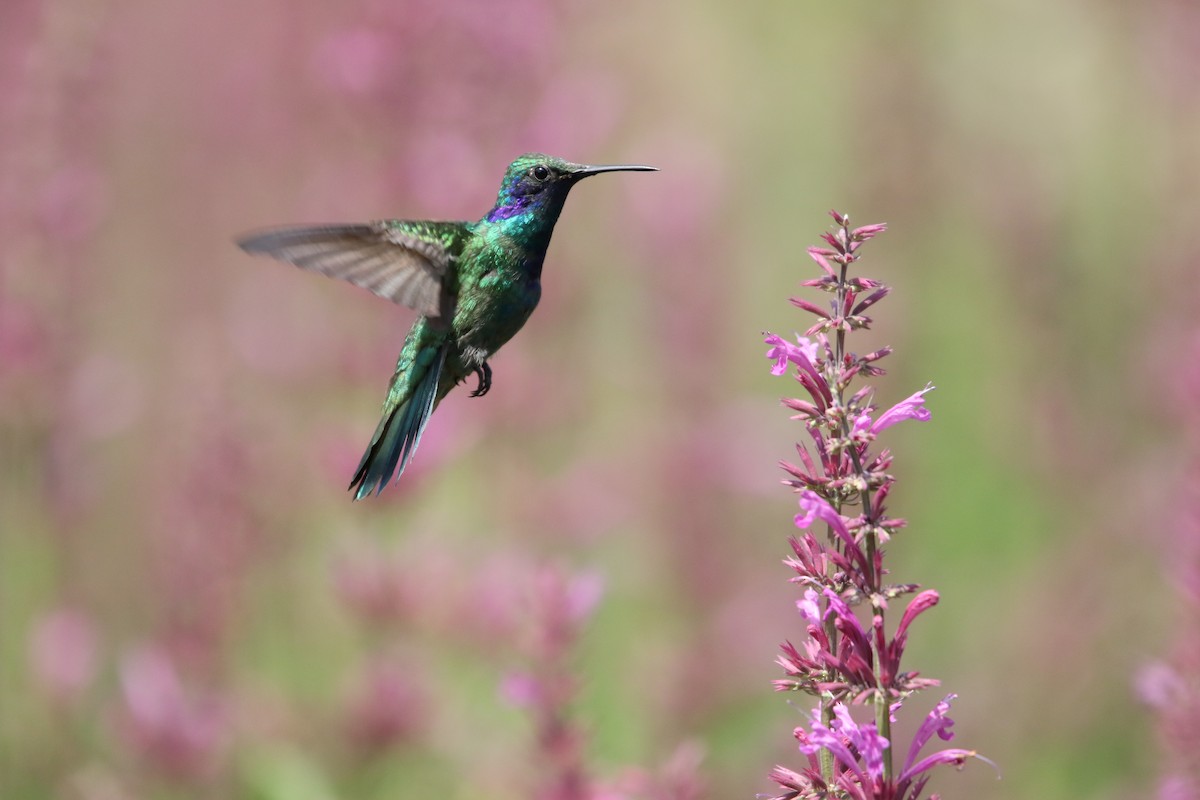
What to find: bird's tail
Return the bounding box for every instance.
[349,343,449,500]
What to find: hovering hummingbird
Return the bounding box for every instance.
[237,153,656,500]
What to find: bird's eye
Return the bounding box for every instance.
[531,165,551,181]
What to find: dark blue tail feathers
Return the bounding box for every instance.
[349,345,448,500]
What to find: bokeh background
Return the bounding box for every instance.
[3,0,1198,798]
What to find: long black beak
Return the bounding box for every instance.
[571,163,658,179]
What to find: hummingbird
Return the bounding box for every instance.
[237,153,656,500]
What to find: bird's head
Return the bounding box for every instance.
[486,153,655,223]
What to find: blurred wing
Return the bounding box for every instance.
[236,222,459,318]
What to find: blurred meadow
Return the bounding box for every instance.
[3,0,1198,798]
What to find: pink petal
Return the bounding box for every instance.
[871,385,934,434]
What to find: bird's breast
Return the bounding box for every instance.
[452,265,541,358]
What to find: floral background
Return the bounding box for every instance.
[3,0,1198,798]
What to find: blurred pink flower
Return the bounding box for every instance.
[332,539,537,647]
[599,741,706,800]
[1137,661,1187,710]
[501,563,610,800]
[1142,327,1200,797]
[563,569,605,623]
[462,554,533,642]
[343,657,427,751]
[117,646,229,781]
[1158,774,1200,800]
[499,670,542,708]
[30,608,98,704]
[515,461,636,544]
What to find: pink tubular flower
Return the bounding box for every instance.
[793,490,850,538]
[765,333,831,410]
[897,695,998,790]
[765,333,819,377]
[796,703,887,785]
[867,385,935,434]
[796,588,824,626]
[794,490,869,577]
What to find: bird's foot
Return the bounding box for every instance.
[469,362,492,398]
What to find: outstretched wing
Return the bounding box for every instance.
[235,221,467,319]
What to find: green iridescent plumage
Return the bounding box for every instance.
[237,153,655,499]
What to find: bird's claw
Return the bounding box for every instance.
[469,362,492,398]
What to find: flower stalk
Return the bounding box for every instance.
[764,212,991,799]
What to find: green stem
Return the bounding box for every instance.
[832,234,893,783]
[819,613,837,784]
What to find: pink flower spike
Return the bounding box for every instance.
[764,212,983,795]
[870,384,934,434]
